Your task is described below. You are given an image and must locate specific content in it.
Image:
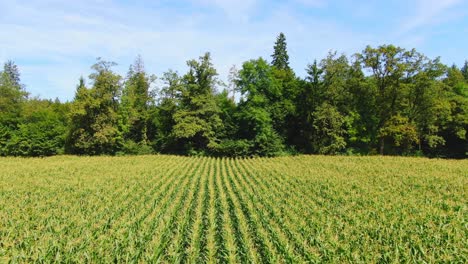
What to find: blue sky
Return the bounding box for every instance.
[1,0,467,101]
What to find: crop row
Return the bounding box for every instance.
[0,155,466,262]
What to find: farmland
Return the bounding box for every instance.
[0,155,467,263]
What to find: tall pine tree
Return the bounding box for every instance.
[0,61,28,155]
[461,60,468,81]
[3,61,22,89]
[271,33,290,70]
[121,56,155,146]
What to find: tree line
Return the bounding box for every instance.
[1,33,467,158]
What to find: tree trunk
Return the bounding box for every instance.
[142,121,148,144]
[379,137,385,155]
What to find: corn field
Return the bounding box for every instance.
[0,155,467,263]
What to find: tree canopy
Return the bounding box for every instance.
[1,33,466,158]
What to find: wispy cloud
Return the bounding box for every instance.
[399,0,463,34]
[0,0,466,100]
[194,0,259,22]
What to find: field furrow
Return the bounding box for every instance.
[0,155,466,263]
[220,158,260,263]
[146,157,205,262]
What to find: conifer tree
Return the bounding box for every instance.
[461,60,468,81]
[3,60,22,88]
[271,33,290,70]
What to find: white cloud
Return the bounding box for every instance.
[194,0,258,22]
[5,0,464,100]
[399,0,462,34]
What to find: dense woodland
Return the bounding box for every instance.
[0,33,467,158]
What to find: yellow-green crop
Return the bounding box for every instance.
[0,155,466,263]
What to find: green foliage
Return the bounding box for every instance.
[119,56,156,154]
[358,45,428,154]
[320,52,352,108]
[7,100,67,156]
[0,63,28,156]
[0,67,28,123]
[152,70,182,153]
[3,60,22,88]
[311,102,347,154]
[269,33,298,145]
[0,37,467,158]
[119,139,154,155]
[66,59,123,155]
[172,53,223,154]
[461,60,468,81]
[252,127,285,156]
[212,139,252,157]
[235,58,286,156]
[215,89,237,139]
[379,114,419,153]
[345,62,377,152]
[293,61,323,152]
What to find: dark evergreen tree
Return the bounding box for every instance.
[3,60,22,88]
[461,60,468,81]
[120,56,156,153]
[294,60,323,152]
[0,62,28,156]
[153,70,182,152]
[271,33,290,70]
